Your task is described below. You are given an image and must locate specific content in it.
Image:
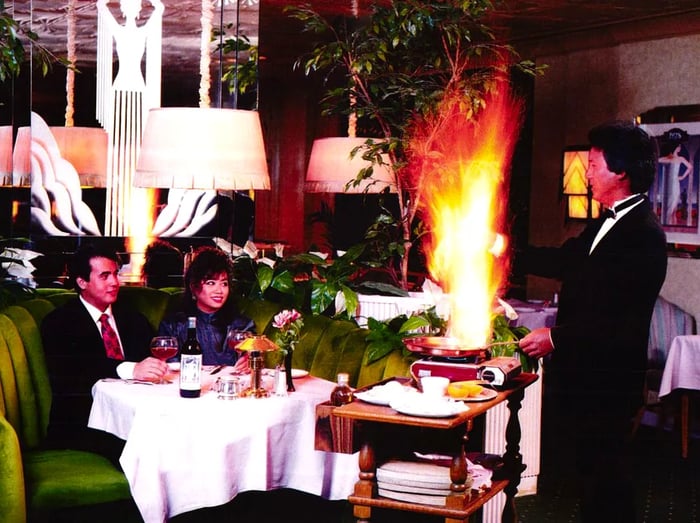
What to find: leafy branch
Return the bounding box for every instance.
[365,307,447,363]
[287,1,544,290]
[0,0,74,82]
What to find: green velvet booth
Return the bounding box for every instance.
[0,286,416,520]
[0,306,133,523]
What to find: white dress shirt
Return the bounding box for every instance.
[589,194,645,254]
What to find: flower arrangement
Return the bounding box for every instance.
[272,309,304,392]
[272,309,304,355]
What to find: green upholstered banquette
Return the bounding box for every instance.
[0,286,415,521]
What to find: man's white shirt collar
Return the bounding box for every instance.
[590,194,644,254]
[80,296,114,324]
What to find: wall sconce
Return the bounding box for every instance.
[562,147,601,219]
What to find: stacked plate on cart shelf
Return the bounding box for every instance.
[376,460,472,506]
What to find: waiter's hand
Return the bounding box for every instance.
[134,357,167,381]
[519,327,554,360]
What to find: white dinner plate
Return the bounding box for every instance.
[452,388,498,402]
[355,381,416,406]
[389,395,469,418]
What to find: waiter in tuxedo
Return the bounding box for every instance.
[518,121,667,522]
[41,244,167,460]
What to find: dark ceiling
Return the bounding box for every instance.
[13,0,700,76]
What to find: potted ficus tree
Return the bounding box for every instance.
[281,1,542,370]
[287,0,543,291]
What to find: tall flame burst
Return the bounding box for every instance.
[125,187,157,282]
[415,84,523,347]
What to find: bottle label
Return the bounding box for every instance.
[180,354,202,390]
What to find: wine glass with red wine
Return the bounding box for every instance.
[150,336,179,383]
[225,328,253,374]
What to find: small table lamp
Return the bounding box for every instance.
[237,335,279,398]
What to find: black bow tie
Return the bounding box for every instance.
[603,195,645,220]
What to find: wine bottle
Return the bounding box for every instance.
[179,316,202,398]
[330,372,353,406]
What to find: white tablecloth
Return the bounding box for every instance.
[659,335,700,398]
[508,300,558,330]
[88,370,359,523]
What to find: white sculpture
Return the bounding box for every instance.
[28,112,102,236]
[96,0,163,236]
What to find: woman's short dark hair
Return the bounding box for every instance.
[588,121,657,193]
[68,244,121,291]
[183,246,234,303]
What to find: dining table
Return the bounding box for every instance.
[507,299,558,331]
[88,368,359,523]
[659,334,700,458]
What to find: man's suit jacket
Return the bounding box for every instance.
[524,199,667,401]
[41,297,154,448]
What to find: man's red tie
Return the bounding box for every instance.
[99,313,124,360]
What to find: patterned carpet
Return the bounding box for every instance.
[515,401,700,523]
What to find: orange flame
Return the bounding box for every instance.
[417,85,522,346]
[125,187,157,283]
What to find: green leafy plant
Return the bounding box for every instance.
[363,308,538,372]
[0,0,73,82]
[233,243,410,320]
[490,313,538,372]
[215,28,259,100]
[365,307,447,363]
[0,239,40,309]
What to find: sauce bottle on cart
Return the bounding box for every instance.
[179,316,202,398]
[330,372,353,406]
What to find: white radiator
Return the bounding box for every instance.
[356,293,451,327]
[482,366,543,522]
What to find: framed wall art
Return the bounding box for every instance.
[639,122,700,245]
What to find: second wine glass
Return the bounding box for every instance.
[225,328,253,373]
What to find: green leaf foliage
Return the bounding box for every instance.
[490,313,538,372]
[0,2,74,82]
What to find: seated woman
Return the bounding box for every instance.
[158,246,254,371]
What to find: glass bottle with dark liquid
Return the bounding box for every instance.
[330,372,353,406]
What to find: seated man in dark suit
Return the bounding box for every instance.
[41,244,167,462]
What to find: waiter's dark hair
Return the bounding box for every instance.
[588,120,657,193]
[69,244,122,291]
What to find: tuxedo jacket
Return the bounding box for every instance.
[524,199,667,399]
[41,297,154,448]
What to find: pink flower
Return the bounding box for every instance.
[273,309,302,330]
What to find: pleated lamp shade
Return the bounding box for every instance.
[304,137,395,193]
[0,126,12,185]
[134,107,270,190]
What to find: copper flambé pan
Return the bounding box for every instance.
[403,336,518,358]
